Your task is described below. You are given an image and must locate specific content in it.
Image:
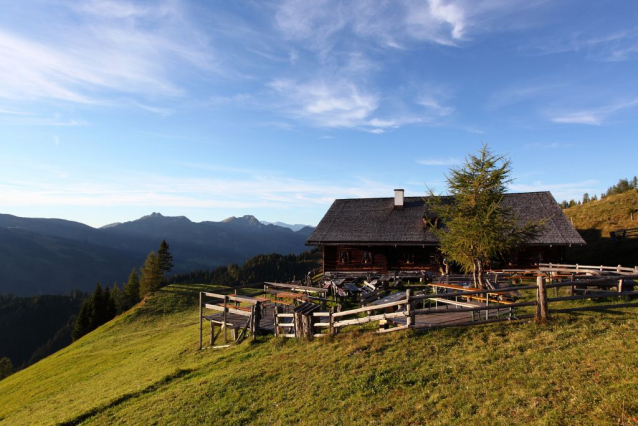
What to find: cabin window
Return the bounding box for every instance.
[339,250,350,264]
[363,251,372,264]
[403,251,414,264]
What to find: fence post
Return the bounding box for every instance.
[536,276,548,323]
[223,295,229,343]
[274,306,281,337]
[199,292,203,350]
[618,279,624,293]
[253,301,261,341]
[405,289,413,328]
[329,307,334,336]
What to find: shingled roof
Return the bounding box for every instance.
[307,191,585,246]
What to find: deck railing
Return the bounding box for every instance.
[273,274,638,338]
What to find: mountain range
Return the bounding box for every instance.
[0,213,314,296]
[260,221,312,232]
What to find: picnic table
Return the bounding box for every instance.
[428,283,514,304]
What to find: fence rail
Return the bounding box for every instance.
[273,273,638,338]
[539,262,638,275]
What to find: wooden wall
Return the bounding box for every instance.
[322,245,566,273]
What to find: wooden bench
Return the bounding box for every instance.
[429,297,479,308]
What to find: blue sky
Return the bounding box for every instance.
[1,0,637,227]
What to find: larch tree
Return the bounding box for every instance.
[139,251,162,298]
[157,239,174,281]
[426,144,545,288]
[123,268,141,309]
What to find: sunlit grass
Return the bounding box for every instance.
[1,283,636,425]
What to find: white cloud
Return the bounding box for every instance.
[416,158,462,166]
[527,28,638,62]
[0,172,399,215]
[268,78,380,129]
[275,0,540,50]
[265,77,453,131]
[549,99,638,126]
[0,1,215,106]
[509,180,599,202]
[524,142,574,149]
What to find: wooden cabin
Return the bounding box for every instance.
[306,190,585,274]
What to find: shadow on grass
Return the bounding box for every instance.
[59,368,195,426]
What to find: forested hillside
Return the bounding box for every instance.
[0,213,313,296]
[0,294,83,371]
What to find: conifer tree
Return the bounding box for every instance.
[105,286,116,319]
[89,282,108,329]
[426,144,544,288]
[140,252,162,298]
[111,282,124,314]
[72,298,92,341]
[123,268,141,309]
[157,240,174,276]
[0,357,13,381]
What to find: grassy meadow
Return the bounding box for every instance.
[0,283,637,425]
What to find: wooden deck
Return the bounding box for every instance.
[204,304,277,333]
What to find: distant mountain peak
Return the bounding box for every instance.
[142,212,164,220]
[262,221,312,232]
[223,215,262,227]
[100,222,122,229]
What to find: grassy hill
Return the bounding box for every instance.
[1,284,637,425]
[563,189,638,266]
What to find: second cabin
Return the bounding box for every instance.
[306,189,585,275]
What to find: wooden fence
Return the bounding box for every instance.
[274,275,638,338]
[539,262,638,276]
[199,292,264,349]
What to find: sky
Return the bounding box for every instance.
[1,0,637,228]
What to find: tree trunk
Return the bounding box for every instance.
[477,259,485,289]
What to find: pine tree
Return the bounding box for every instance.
[426,144,544,288]
[105,287,116,319]
[123,268,141,309]
[0,357,13,381]
[140,252,162,299]
[89,282,108,329]
[582,193,590,204]
[72,298,92,341]
[111,282,124,314]
[157,240,174,276]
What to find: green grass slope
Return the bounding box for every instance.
[1,284,637,425]
[564,189,638,266]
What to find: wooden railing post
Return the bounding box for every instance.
[223,295,229,343]
[618,279,624,293]
[253,301,261,341]
[405,289,413,328]
[274,305,282,337]
[328,307,335,336]
[210,321,214,346]
[536,276,548,323]
[199,292,203,350]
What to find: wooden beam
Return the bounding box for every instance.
[332,299,407,318]
[198,292,203,350]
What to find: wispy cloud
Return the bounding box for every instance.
[416,158,462,166]
[549,99,638,125]
[524,142,574,149]
[265,78,453,131]
[509,180,599,201]
[526,28,638,62]
[0,0,215,106]
[274,0,537,50]
[0,172,399,217]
